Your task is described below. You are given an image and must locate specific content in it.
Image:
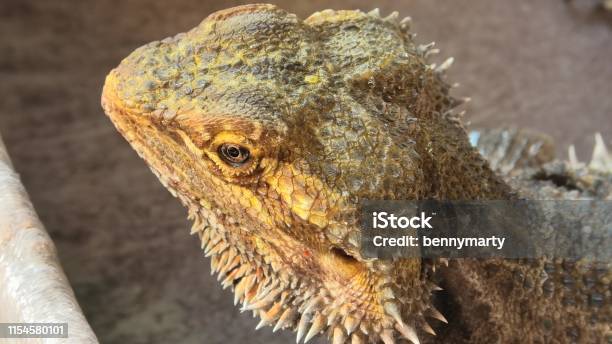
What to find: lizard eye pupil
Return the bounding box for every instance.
[218,143,250,166]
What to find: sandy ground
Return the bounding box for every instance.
[0,1,610,343]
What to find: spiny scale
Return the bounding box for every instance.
[384,11,399,23]
[590,133,612,172]
[395,322,420,344]
[426,307,448,324]
[436,57,454,73]
[304,313,326,343]
[380,329,395,344]
[567,133,611,172]
[344,315,359,334]
[421,321,436,336]
[274,307,297,332]
[368,8,380,17]
[332,326,346,344]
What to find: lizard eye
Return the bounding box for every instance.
[218,143,250,166]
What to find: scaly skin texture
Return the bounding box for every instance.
[101,4,611,343]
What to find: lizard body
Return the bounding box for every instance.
[101,5,611,343]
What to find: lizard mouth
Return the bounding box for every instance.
[330,246,358,263]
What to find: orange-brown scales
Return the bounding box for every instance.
[102,4,611,343]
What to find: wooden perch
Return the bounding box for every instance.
[0,133,98,343]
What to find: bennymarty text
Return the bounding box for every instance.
[370,211,506,250]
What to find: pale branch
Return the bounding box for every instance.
[0,133,98,344]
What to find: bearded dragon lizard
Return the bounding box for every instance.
[101,4,611,343]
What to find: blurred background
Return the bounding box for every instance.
[0,1,610,343]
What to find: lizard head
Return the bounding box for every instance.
[102,4,509,343]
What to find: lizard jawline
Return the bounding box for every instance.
[188,206,431,344]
